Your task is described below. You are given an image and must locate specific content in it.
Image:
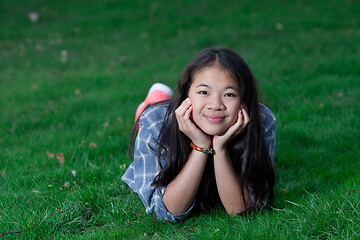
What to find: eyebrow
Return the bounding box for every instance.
[196,84,238,91]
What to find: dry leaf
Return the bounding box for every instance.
[120,164,126,170]
[46,151,54,158]
[117,117,123,123]
[61,49,68,63]
[119,56,128,62]
[35,44,44,52]
[150,3,158,11]
[89,142,97,149]
[78,140,85,147]
[74,89,81,96]
[28,12,40,22]
[64,181,70,189]
[30,84,39,90]
[61,49,68,57]
[140,32,149,39]
[56,152,65,166]
[177,29,184,36]
[103,121,109,127]
[280,188,288,193]
[275,23,284,31]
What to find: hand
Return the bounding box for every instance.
[175,98,211,148]
[212,104,250,152]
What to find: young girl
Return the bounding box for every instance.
[122,47,276,223]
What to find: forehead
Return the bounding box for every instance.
[191,66,239,89]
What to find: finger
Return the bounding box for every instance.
[184,105,192,120]
[238,109,244,123]
[175,98,191,117]
[181,99,194,126]
[183,106,199,132]
[178,99,192,124]
[175,99,191,128]
[176,99,196,133]
[221,110,243,137]
[177,104,209,144]
[180,106,191,128]
[229,109,246,136]
[232,109,244,128]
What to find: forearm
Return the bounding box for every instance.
[213,149,249,214]
[163,150,207,215]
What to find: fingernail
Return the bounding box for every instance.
[185,98,191,103]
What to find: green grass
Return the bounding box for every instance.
[1,0,360,238]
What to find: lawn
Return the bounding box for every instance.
[1,0,360,239]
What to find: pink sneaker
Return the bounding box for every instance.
[135,83,173,122]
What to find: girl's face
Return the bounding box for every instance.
[188,66,241,136]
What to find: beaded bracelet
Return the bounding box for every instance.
[190,142,214,155]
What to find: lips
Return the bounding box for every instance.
[205,115,225,123]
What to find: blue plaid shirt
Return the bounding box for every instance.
[121,103,276,222]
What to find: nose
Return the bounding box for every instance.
[207,95,226,110]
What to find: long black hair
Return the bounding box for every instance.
[130,47,275,213]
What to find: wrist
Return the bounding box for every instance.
[190,142,214,155]
[212,147,230,162]
[192,139,211,149]
[212,139,229,154]
[212,142,226,152]
[213,146,226,155]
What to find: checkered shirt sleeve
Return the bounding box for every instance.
[259,103,276,164]
[121,105,194,223]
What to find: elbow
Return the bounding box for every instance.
[163,197,188,215]
[225,208,241,216]
[224,201,249,216]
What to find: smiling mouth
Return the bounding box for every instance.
[205,116,225,123]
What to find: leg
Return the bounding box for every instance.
[135,83,173,122]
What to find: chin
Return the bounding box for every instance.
[202,128,227,136]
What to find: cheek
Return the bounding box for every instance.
[190,103,203,126]
[229,106,240,122]
[190,104,200,121]
[229,115,238,126]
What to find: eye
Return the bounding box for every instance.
[198,91,208,95]
[224,93,236,97]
